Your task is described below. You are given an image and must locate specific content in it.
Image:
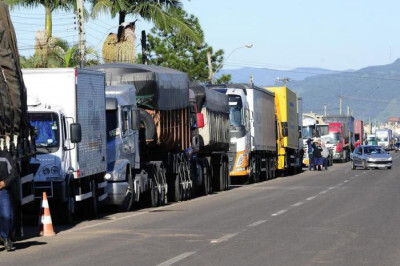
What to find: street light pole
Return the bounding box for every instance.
[210,43,253,83]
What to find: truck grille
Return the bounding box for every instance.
[34,182,53,198]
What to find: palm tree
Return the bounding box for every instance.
[4,0,75,37]
[21,36,100,68]
[90,0,202,44]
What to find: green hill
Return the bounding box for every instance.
[289,59,400,122]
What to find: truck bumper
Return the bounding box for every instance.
[34,181,66,201]
[107,181,128,206]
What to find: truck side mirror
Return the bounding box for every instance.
[197,113,205,129]
[70,123,82,143]
[282,122,288,137]
[131,109,140,130]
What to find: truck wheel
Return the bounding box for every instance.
[87,179,98,219]
[120,172,134,212]
[150,181,159,207]
[224,161,230,190]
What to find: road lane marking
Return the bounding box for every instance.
[272,210,287,216]
[355,175,359,177]
[328,186,336,190]
[248,220,267,227]
[319,190,328,194]
[306,196,317,201]
[210,233,239,244]
[291,202,304,207]
[157,252,196,266]
[344,180,349,183]
[363,171,367,173]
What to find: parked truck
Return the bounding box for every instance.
[103,85,167,210]
[212,83,276,183]
[354,120,364,148]
[24,68,108,221]
[190,85,230,194]
[0,3,36,236]
[265,86,301,175]
[375,129,393,150]
[91,63,192,202]
[322,115,355,162]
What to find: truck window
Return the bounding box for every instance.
[106,109,118,141]
[121,108,131,135]
[228,95,243,127]
[230,106,242,126]
[29,112,60,154]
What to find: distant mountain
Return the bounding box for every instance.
[289,59,400,122]
[217,61,400,122]
[216,67,343,85]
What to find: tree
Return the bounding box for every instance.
[20,36,100,68]
[137,10,230,84]
[90,0,203,63]
[4,0,76,38]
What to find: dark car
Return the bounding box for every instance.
[351,145,392,170]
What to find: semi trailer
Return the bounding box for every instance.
[91,63,193,202]
[190,85,230,194]
[266,86,301,175]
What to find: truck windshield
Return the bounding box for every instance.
[376,135,388,141]
[29,112,60,153]
[302,126,313,139]
[228,95,243,127]
[324,133,340,144]
[229,106,242,126]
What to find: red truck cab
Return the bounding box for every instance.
[328,122,350,162]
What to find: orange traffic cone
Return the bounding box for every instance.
[39,192,56,236]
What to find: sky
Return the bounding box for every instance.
[8,0,400,71]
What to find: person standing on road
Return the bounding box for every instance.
[0,151,17,251]
[306,138,314,171]
[312,139,323,171]
[321,142,330,170]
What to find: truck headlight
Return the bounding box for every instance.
[51,166,59,174]
[236,154,244,167]
[42,167,50,175]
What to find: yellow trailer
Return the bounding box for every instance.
[265,86,300,174]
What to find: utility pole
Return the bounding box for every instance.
[141,30,147,65]
[323,103,327,116]
[207,51,213,84]
[339,95,343,115]
[77,0,85,68]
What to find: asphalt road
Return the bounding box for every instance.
[1,152,400,266]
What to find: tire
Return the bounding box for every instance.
[362,160,368,170]
[387,166,392,170]
[150,181,159,207]
[351,160,356,170]
[224,160,230,190]
[138,108,156,141]
[120,172,134,212]
[87,179,98,219]
[249,157,259,183]
[203,164,209,195]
